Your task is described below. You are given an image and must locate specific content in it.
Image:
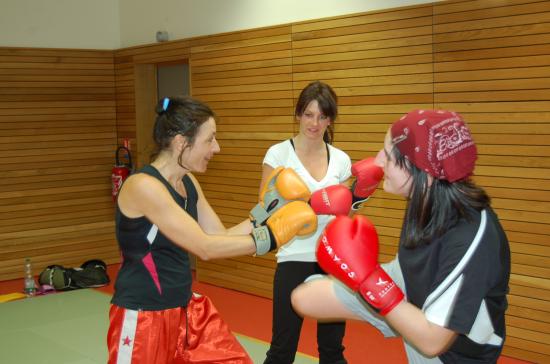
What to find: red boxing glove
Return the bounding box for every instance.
[309,185,352,216]
[351,158,384,210]
[316,215,404,315]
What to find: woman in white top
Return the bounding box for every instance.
[261,81,351,364]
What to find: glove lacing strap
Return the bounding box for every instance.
[251,226,276,255]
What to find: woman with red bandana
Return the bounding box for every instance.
[292,110,511,363]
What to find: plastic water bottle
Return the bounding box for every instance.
[24,258,36,297]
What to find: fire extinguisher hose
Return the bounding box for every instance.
[115,146,133,170]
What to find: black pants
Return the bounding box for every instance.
[264,261,347,364]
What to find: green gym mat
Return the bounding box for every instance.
[0,289,318,364]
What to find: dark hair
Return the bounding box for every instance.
[295,81,337,144]
[151,96,216,164]
[392,146,490,249]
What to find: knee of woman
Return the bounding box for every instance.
[290,284,309,316]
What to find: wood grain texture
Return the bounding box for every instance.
[0,47,118,281]
[1,0,545,362]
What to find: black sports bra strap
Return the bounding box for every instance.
[289,138,330,164]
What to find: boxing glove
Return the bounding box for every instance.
[316,215,404,315]
[351,157,384,210]
[250,167,311,227]
[309,184,352,216]
[252,200,317,255]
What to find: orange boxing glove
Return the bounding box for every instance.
[250,167,311,227]
[251,201,317,255]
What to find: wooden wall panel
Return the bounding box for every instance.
[114,41,192,165]
[292,4,435,262]
[190,26,294,298]
[0,47,118,280]
[433,1,550,362]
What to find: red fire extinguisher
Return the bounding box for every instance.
[111,145,133,202]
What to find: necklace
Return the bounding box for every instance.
[172,179,188,211]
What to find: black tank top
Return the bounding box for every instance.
[111,165,197,310]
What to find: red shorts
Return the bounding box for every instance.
[107,293,253,364]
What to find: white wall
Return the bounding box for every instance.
[119,0,438,48]
[0,0,438,50]
[0,0,119,49]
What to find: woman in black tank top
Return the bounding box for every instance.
[108,96,316,364]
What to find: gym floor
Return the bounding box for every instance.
[0,264,532,364]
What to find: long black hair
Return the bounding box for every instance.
[392,145,491,248]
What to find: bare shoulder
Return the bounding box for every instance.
[123,172,162,193]
[118,173,169,216]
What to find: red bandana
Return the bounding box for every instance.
[390,110,477,182]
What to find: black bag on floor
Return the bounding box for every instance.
[38,259,110,291]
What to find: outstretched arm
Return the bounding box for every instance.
[189,173,252,236]
[118,173,256,260]
[118,172,316,260]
